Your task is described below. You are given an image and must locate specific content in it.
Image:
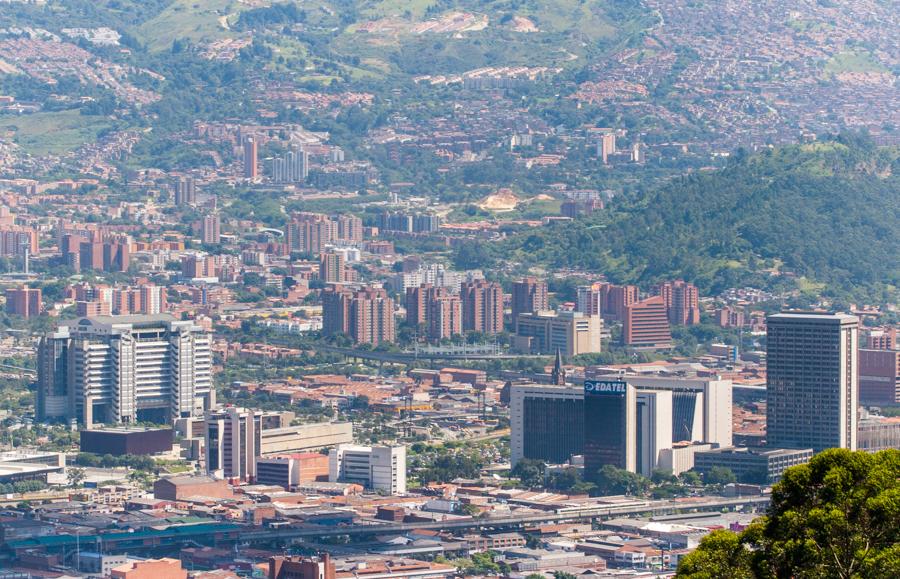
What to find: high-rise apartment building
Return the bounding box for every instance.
[36,314,213,426]
[865,328,896,350]
[511,277,548,329]
[716,306,745,329]
[139,285,167,315]
[322,285,351,337]
[426,288,462,342]
[336,214,364,244]
[404,284,462,341]
[243,137,259,180]
[67,236,130,273]
[0,225,38,258]
[269,147,309,183]
[377,211,441,233]
[201,213,221,244]
[111,285,166,316]
[351,288,395,346]
[286,213,337,256]
[111,289,138,316]
[623,296,672,348]
[323,287,395,346]
[576,284,603,317]
[656,280,700,325]
[182,254,218,280]
[319,251,347,284]
[606,284,639,322]
[460,280,504,335]
[328,444,406,494]
[405,284,430,329]
[77,300,111,317]
[766,312,859,453]
[576,282,638,322]
[598,132,616,164]
[5,286,41,318]
[392,263,483,294]
[173,177,196,206]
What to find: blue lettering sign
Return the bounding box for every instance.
[584,380,627,396]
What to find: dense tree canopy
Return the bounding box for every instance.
[677,449,900,578]
[594,465,650,496]
[511,458,546,488]
[498,141,899,302]
[418,454,483,484]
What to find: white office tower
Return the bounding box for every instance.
[205,407,259,481]
[616,375,733,448]
[767,312,859,452]
[636,391,673,476]
[329,444,407,495]
[204,409,354,482]
[37,314,213,427]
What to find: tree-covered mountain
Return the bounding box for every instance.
[498,137,899,302]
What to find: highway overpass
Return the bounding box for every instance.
[311,344,546,364]
[3,495,769,559]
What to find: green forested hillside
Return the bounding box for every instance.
[499,138,900,301]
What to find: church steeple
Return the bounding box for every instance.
[551,347,566,385]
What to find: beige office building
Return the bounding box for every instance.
[515,311,602,356]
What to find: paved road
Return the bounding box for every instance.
[0,363,36,377]
[311,344,547,364]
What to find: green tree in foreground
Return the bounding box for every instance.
[677,448,900,578]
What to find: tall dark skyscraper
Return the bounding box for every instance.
[510,384,584,466]
[766,312,859,453]
[583,379,636,476]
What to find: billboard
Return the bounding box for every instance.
[584,379,627,396]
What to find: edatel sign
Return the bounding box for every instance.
[584,380,627,396]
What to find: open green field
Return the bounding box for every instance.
[136,0,249,51]
[334,0,649,75]
[360,0,439,19]
[523,0,618,40]
[358,0,621,39]
[825,50,888,74]
[0,110,114,156]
